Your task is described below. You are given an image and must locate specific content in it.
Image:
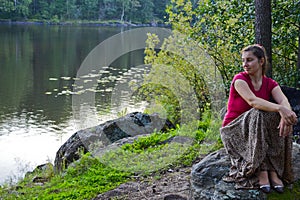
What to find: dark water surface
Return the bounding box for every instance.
[0,23,145,184]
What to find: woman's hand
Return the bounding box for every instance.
[278,106,298,137]
[278,119,294,137]
[278,105,297,125]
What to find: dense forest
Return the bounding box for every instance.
[0,0,173,23]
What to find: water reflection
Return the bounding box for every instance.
[0,24,144,184]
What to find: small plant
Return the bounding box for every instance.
[117,108,128,117]
[121,132,175,153]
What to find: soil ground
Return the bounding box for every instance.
[93,157,204,200]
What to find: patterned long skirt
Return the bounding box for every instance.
[220,108,294,189]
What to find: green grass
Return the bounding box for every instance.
[0,155,130,200]
[267,180,300,200]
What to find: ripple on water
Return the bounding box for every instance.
[0,109,77,185]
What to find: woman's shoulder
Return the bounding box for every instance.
[233,72,249,81]
[263,75,279,89]
[263,75,278,84]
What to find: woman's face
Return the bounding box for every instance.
[242,51,263,75]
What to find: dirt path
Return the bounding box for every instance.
[93,164,195,200]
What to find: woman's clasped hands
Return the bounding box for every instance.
[278,106,298,137]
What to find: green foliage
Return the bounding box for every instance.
[272,0,300,87]
[134,82,181,124]
[0,154,130,200]
[0,0,15,18]
[23,163,54,182]
[0,0,32,19]
[0,0,171,24]
[101,143,190,175]
[183,0,255,92]
[77,0,99,20]
[121,131,176,153]
[29,0,51,20]
[164,0,299,92]
[116,107,128,117]
[143,29,221,124]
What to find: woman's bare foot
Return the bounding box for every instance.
[258,171,270,193]
[269,171,283,185]
[258,171,270,185]
[269,171,284,193]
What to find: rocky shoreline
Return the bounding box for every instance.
[0,19,169,27]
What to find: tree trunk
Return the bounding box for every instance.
[121,2,125,22]
[255,0,272,78]
[297,27,300,88]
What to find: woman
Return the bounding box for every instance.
[220,44,297,193]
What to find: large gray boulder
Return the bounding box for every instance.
[190,143,300,199]
[281,86,300,143]
[54,112,175,172]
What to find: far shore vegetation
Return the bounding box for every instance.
[0,0,171,25]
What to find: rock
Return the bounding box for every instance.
[24,163,53,178]
[293,143,300,181]
[32,176,49,184]
[159,136,194,146]
[54,112,175,172]
[281,86,300,143]
[93,162,192,200]
[23,163,53,185]
[164,194,187,200]
[190,143,300,199]
[93,182,145,199]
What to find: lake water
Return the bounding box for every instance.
[0,23,146,184]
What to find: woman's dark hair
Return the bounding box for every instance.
[242,44,269,75]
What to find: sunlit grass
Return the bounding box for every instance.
[0,155,130,200]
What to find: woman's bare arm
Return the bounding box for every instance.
[234,80,297,136]
[234,79,281,112]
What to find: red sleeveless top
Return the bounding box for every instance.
[222,72,278,127]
